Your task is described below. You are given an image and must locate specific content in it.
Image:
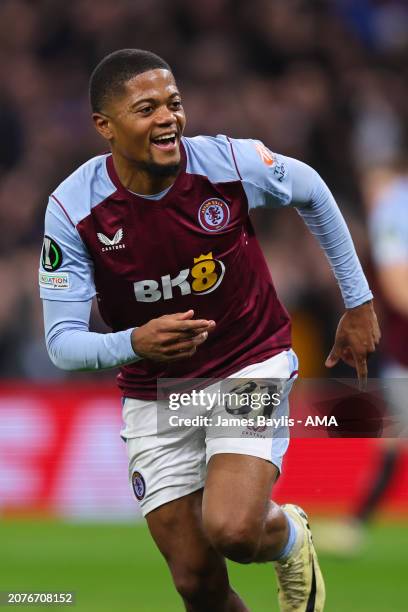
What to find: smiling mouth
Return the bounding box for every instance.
[151,133,178,151]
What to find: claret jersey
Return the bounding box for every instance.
[40,135,371,398]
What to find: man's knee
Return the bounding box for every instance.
[204,515,262,564]
[173,568,207,602]
[171,562,227,604]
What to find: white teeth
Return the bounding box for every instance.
[155,133,176,141]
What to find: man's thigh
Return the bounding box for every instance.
[202,453,279,536]
[205,350,297,473]
[124,397,207,517]
[201,351,297,543]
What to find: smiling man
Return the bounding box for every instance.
[39,49,381,612]
[90,55,185,189]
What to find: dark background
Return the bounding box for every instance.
[0,0,407,379]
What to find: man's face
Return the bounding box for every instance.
[95,69,186,175]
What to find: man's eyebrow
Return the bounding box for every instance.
[129,92,181,109]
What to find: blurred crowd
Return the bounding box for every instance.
[0,0,407,380]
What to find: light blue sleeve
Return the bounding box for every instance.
[43,299,140,371]
[230,138,373,309]
[39,197,96,301]
[290,159,373,308]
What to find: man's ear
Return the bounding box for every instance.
[92,113,113,141]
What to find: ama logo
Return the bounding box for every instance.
[134,252,225,303]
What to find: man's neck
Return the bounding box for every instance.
[111,152,179,195]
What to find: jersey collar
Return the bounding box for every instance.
[105,141,187,206]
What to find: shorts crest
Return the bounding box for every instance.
[132,471,146,501]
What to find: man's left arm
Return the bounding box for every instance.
[286,157,381,387]
[229,137,381,386]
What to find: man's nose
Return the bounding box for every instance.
[155,105,176,124]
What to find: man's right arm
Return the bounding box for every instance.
[43,299,214,370]
[44,298,138,370]
[40,196,213,369]
[40,197,140,370]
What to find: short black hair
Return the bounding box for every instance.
[89,49,171,113]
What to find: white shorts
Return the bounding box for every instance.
[122,349,298,516]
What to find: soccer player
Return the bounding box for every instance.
[39,49,380,612]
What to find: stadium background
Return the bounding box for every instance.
[0,0,407,610]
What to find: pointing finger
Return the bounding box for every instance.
[352,348,368,391]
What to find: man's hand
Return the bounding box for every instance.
[131,310,216,362]
[325,300,381,389]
